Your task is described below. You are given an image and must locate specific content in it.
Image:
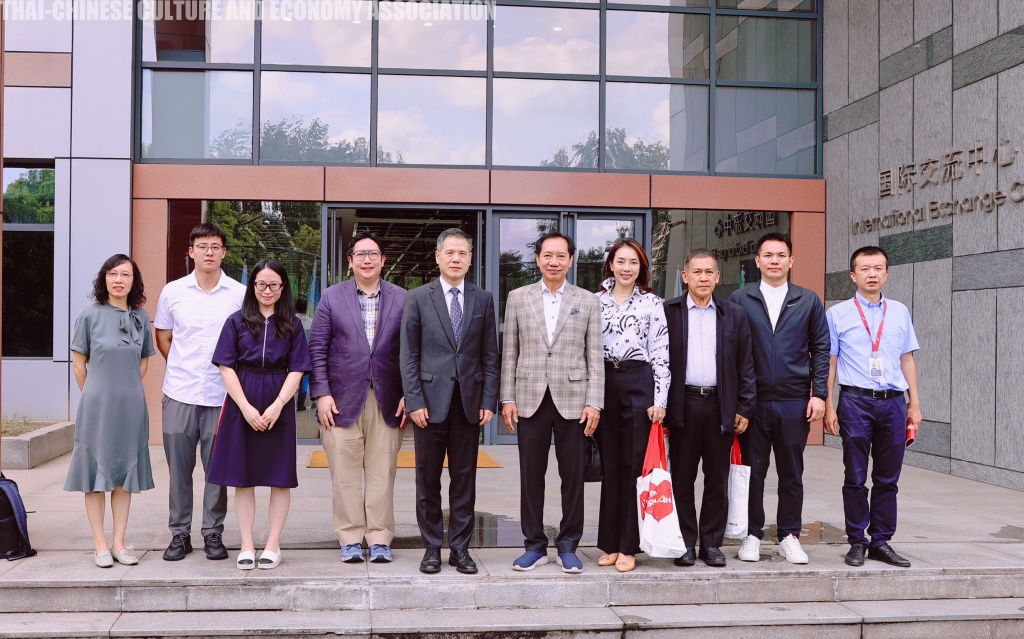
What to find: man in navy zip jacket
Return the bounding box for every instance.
[728,232,830,564]
[665,248,756,568]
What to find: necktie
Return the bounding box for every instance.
[451,288,463,348]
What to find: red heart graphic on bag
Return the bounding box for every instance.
[640,480,674,522]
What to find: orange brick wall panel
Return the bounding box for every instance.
[325,167,490,204]
[3,52,71,87]
[790,211,826,300]
[652,175,826,213]
[790,210,827,445]
[490,171,650,208]
[132,198,169,443]
[133,165,325,201]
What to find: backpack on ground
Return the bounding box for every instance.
[0,473,37,560]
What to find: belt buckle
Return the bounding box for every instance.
[700,386,712,396]
[870,389,887,400]
[612,360,620,369]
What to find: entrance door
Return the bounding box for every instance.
[486,210,647,444]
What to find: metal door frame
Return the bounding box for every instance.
[484,207,651,444]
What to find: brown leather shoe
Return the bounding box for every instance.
[597,553,618,567]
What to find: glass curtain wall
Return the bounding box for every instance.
[2,167,56,357]
[137,0,819,176]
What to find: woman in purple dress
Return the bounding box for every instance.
[209,259,311,570]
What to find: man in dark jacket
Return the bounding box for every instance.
[665,248,756,567]
[728,233,830,565]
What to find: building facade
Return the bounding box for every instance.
[6,2,828,448]
[822,0,1024,489]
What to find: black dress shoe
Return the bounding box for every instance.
[419,548,442,574]
[449,548,478,574]
[698,546,727,567]
[163,532,193,561]
[204,532,229,560]
[844,543,866,566]
[868,543,911,567]
[673,548,696,567]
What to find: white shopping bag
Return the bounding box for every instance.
[636,422,688,558]
[725,435,750,540]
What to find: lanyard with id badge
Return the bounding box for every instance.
[853,298,886,382]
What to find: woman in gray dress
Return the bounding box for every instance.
[63,254,155,568]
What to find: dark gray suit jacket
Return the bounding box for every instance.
[400,280,500,424]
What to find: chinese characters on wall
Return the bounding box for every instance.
[853,136,1024,234]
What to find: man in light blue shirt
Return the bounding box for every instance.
[825,246,922,569]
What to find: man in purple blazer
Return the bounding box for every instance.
[309,230,408,564]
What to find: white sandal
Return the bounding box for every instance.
[258,548,282,569]
[236,549,256,570]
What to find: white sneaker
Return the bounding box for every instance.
[737,535,761,562]
[779,535,809,564]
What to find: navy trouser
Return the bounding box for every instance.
[739,399,809,541]
[837,393,907,548]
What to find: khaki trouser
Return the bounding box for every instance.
[321,390,403,546]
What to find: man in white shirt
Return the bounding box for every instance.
[728,233,830,564]
[154,223,245,561]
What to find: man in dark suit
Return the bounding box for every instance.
[401,228,500,575]
[664,248,756,568]
[309,230,407,565]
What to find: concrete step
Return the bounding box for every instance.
[4,599,1024,638]
[2,544,1024,614]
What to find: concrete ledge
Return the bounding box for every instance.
[6,600,1024,638]
[1,422,74,470]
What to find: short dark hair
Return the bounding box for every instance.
[534,231,575,257]
[756,232,792,255]
[683,248,717,269]
[850,246,889,272]
[347,230,384,256]
[295,298,308,314]
[436,227,473,252]
[602,238,652,294]
[190,222,227,247]
[91,254,146,309]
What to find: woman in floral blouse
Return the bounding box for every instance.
[595,238,671,572]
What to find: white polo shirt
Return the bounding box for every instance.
[154,270,246,407]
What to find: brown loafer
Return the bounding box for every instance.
[598,552,618,567]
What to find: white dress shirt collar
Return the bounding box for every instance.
[686,293,716,310]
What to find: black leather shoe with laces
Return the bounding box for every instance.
[420,548,442,574]
[204,532,229,560]
[163,533,192,561]
[449,548,478,574]
[845,543,866,567]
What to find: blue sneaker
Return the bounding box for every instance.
[341,544,364,563]
[556,551,584,573]
[512,550,548,571]
[368,544,393,563]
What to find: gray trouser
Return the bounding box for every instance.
[162,396,227,537]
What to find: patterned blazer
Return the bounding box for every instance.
[500,280,605,420]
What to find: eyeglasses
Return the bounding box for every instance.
[254,281,283,292]
[193,244,224,253]
[350,250,382,261]
[106,270,133,279]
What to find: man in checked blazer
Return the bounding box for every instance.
[501,231,605,574]
[400,228,500,576]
